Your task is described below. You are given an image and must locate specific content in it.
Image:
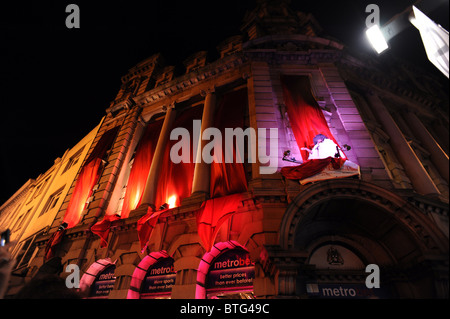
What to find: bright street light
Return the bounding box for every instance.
[365,1,449,78]
[366,24,389,54]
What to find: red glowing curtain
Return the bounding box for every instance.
[63,126,119,229]
[210,89,248,198]
[196,193,244,251]
[155,105,203,209]
[280,75,346,162]
[120,120,163,219]
[91,120,162,247]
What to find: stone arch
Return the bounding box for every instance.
[280,179,448,255]
[278,179,449,298]
[195,240,252,299]
[127,250,172,299]
[79,258,116,296]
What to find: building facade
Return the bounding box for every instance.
[1,124,100,291]
[2,0,448,299]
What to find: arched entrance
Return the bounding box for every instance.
[196,241,255,299]
[79,258,116,299]
[276,180,448,298]
[127,250,175,299]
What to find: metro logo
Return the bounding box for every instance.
[213,255,252,270]
[149,265,175,276]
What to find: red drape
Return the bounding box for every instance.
[63,126,119,229]
[280,75,346,162]
[210,88,248,198]
[196,193,244,251]
[44,228,66,261]
[280,157,345,180]
[90,214,120,248]
[120,120,163,219]
[136,207,169,251]
[91,121,162,247]
[155,105,203,209]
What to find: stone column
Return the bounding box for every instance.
[403,110,449,184]
[366,92,440,196]
[246,75,261,180]
[140,104,177,209]
[191,89,217,198]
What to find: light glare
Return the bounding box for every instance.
[168,195,177,209]
[366,25,389,54]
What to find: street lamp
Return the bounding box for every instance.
[365,24,389,54]
[365,1,449,78]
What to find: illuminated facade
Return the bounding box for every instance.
[2,0,448,299]
[1,124,100,286]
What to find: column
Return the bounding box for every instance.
[140,104,177,209]
[366,92,440,195]
[191,89,217,196]
[246,75,261,180]
[403,110,449,184]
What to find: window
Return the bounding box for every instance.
[29,176,50,202]
[62,147,84,174]
[13,208,32,231]
[14,236,39,270]
[39,187,64,217]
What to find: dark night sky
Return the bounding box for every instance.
[1,0,448,204]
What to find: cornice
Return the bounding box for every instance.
[0,179,34,213]
[244,48,343,65]
[242,34,344,51]
[338,59,444,117]
[133,53,248,108]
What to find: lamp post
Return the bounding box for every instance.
[365,0,449,78]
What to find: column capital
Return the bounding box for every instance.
[162,102,176,112]
[200,86,216,97]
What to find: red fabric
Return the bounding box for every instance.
[196,193,244,251]
[155,105,203,209]
[210,89,248,198]
[63,158,102,229]
[280,157,345,180]
[63,127,119,229]
[90,214,120,248]
[136,207,169,251]
[280,75,346,161]
[91,122,162,246]
[120,120,163,219]
[44,229,66,261]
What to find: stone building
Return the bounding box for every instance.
[2,0,448,299]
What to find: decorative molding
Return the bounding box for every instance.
[244,49,342,65]
[134,53,248,107]
[338,61,442,114]
[279,179,449,254]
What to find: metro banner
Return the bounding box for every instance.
[90,266,116,298]
[206,249,255,291]
[141,258,176,295]
[307,283,391,299]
